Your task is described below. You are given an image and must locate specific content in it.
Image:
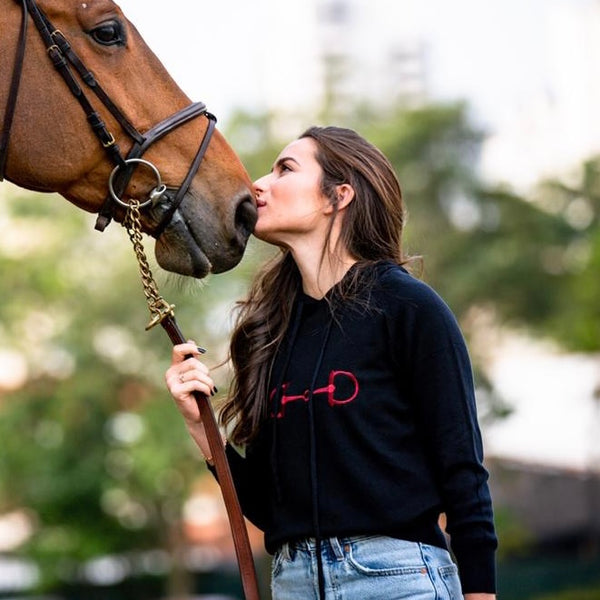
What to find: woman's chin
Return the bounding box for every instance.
[252,225,273,244]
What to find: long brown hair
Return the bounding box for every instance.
[220,126,408,445]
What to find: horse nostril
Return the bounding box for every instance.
[234,193,258,241]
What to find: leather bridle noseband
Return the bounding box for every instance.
[0,0,216,237]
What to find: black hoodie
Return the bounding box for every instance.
[222,260,497,593]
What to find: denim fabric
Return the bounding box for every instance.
[271,535,463,600]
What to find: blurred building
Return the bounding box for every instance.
[315,0,428,114]
[489,458,600,553]
[489,457,600,597]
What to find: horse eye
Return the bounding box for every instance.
[89,21,126,46]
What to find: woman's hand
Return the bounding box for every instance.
[165,341,219,461]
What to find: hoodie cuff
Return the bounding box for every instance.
[455,544,497,593]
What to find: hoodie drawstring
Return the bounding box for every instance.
[306,318,334,599]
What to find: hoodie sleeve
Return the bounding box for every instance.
[208,442,272,532]
[413,338,497,592]
[387,276,498,593]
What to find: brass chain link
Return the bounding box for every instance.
[124,200,175,330]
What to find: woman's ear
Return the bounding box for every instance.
[325,183,355,214]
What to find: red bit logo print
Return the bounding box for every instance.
[270,370,360,419]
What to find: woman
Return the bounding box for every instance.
[166,126,497,599]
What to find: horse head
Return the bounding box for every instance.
[0,0,257,278]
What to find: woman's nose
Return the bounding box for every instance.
[253,173,270,193]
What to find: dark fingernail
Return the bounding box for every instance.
[197,346,207,354]
[213,386,218,394]
[210,389,215,396]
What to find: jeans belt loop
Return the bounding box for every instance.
[280,542,291,561]
[329,537,345,560]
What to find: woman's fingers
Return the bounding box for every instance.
[171,341,204,364]
[167,363,214,392]
[178,366,212,386]
[174,373,216,398]
[166,341,218,423]
[168,379,214,422]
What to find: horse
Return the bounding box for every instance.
[1,2,261,597]
[0,0,257,279]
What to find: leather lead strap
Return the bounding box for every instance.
[160,314,261,600]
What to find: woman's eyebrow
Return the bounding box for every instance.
[272,156,300,172]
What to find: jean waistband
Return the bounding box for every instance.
[279,536,374,561]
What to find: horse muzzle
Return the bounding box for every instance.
[151,187,257,278]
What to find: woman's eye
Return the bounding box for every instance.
[89,21,126,46]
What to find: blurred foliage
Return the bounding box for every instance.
[533,158,600,351]
[0,99,598,594]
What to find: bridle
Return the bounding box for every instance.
[0,2,261,598]
[0,0,216,237]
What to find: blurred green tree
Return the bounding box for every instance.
[529,158,600,352]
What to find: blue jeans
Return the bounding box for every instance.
[271,535,463,600]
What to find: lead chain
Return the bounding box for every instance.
[124,200,175,330]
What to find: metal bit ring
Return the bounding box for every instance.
[108,158,166,209]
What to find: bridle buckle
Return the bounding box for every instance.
[102,132,116,148]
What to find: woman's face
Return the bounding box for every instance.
[253,137,331,247]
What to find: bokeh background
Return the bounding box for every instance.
[1,0,599,598]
